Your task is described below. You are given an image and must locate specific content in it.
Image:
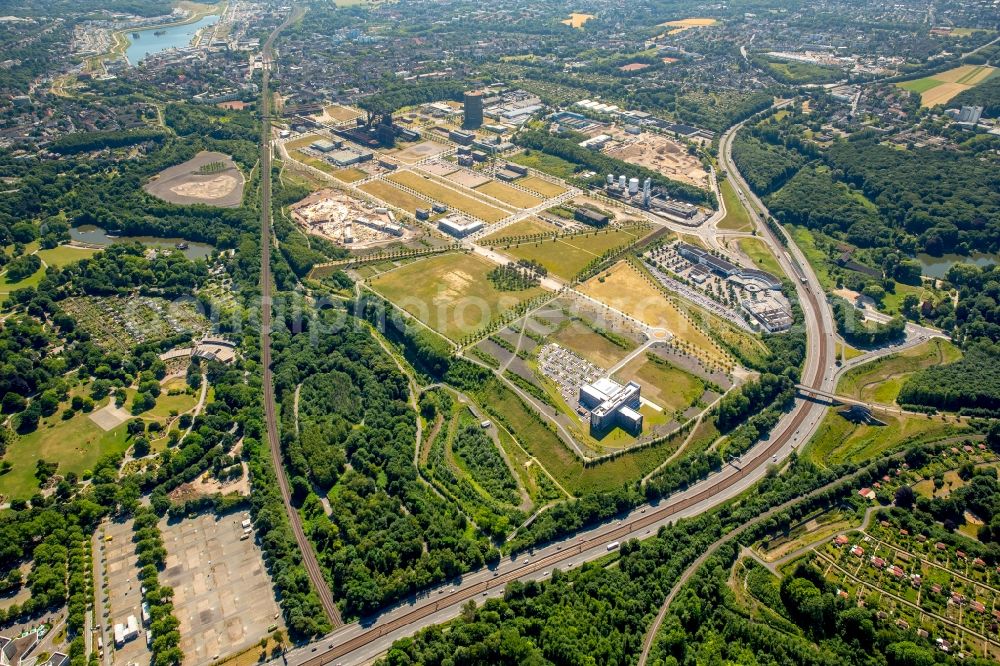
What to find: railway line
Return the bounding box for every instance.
[264,98,836,664]
[258,7,343,629]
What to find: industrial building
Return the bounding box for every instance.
[574,207,610,227]
[438,214,484,237]
[311,138,339,152]
[579,378,643,435]
[449,129,476,145]
[326,148,373,167]
[496,163,529,182]
[741,296,794,332]
[463,90,485,129]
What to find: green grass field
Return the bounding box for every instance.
[803,409,968,467]
[479,377,693,495]
[718,179,752,231]
[837,338,962,404]
[0,263,46,304]
[509,151,580,181]
[737,237,784,278]
[370,252,545,340]
[36,245,98,268]
[502,228,644,280]
[481,217,559,244]
[389,171,509,222]
[0,401,130,500]
[474,180,544,209]
[614,353,705,414]
[333,168,367,183]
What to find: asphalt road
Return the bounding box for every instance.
[258,7,343,628]
[260,104,843,666]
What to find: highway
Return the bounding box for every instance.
[260,99,844,665]
[258,7,343,628]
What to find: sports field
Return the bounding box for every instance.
[898,65,998,107]
[502,227,644,280]
[474,180,544,208]
[578,261,730,366]
[359,179,430,214]
[388,171,509,222]
[369,253,546,340]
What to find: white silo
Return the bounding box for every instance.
[628,177,639,195]
[618,175,627,189]
[607,174,615,185]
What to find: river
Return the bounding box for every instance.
[70,226,214,261]
[125,14,219,66]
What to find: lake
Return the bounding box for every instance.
[916,252,999,279]
[70,226,214,261]
[125,14,219,66]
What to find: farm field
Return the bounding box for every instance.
[660,17,717,34]
[898,65,999,107]
[369,252,546,340]
[359,179,430,214]
[516,175,568,198]
[388,171,509,222]
[578,261,731,367]
[562,12,595,28]
[501,227,646,280]
[837,338,962,404]
[802,408,969,467]
[474,180,545,208]
[481,217,559,244]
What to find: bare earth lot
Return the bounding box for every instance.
[144,151,245,208]
[160,512,281,665]
[602,127,708,188]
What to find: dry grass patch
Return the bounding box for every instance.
[475,180,545,208]
[389,171,509,222]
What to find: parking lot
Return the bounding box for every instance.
[538,342,604,415]
[100,517,151,665]
[160,512,281,665]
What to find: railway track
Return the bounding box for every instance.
[258,6,342,629]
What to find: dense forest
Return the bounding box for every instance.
[898,342,1000,415]
[731,134,806,195]
[272,313,497,618]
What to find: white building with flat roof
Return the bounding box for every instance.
[580,378,643,435]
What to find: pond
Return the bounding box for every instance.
[70,226,215,261]
[915,252,999,279]
[125,14,219,66]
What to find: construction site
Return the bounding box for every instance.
[600,126,710,189]
[289,189,414,248]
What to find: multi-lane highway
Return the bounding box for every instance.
[257,100,844,665]
[258,8,343,629]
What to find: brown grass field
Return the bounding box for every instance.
[389,171,509,222]
[517,176,568,198]
[475,180,545,209]
[578,261,730,366]
[359,180,430,214]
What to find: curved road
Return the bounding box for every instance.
[258,7,343,628]
[261,101,840,665]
